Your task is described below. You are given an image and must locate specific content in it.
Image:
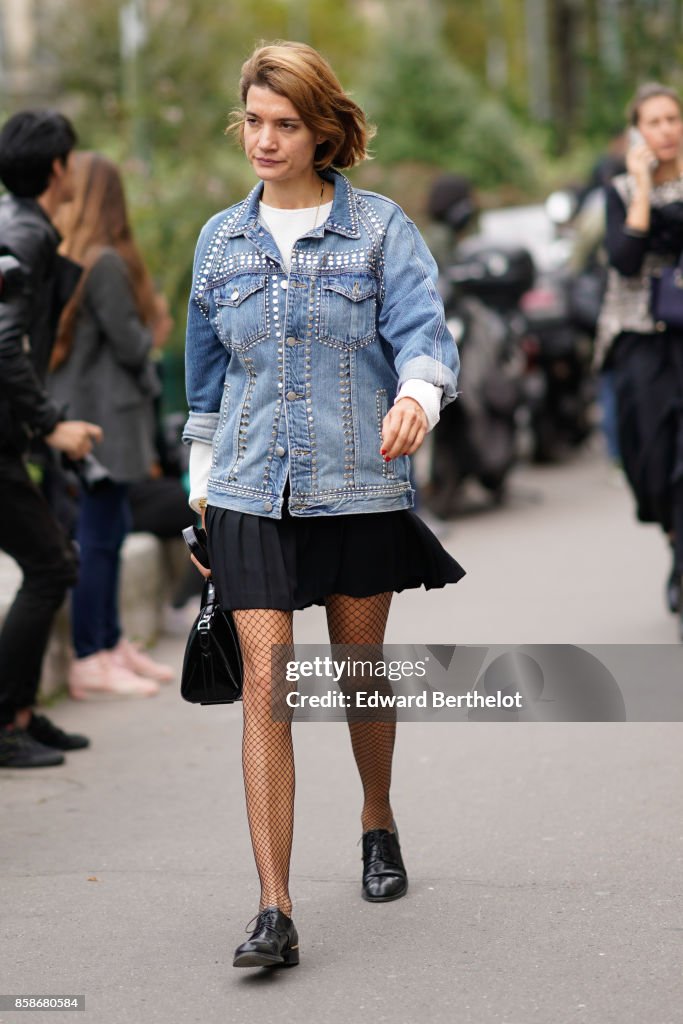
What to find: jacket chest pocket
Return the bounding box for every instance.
[215,275,268,350]
[319,273,378,349]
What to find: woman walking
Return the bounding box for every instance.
[183,41,465,968]
[51,152,175,698]
[596,83,683,636]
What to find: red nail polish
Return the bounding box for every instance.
[380,449,386,455]
[384,456,391,462]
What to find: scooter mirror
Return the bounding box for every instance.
[446,315,466,345]
[545,190,576,226]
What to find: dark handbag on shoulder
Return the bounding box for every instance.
[180,580,243,705]
[651,257,683,331]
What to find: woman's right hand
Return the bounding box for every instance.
[189,505,211,578]
[189,553,211,580]
[626,140,657,185]
[625,142,655,233]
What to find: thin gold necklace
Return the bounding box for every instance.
[313,178,326,229]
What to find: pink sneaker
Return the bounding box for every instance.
[68,651,159,700]
[110,638,174,683]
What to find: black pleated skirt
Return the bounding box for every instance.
[205,489,465,611]
[612,330,683,529]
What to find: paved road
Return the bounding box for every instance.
[295,439,680,646]
[2,446,682,1024]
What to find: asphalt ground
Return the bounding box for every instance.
[2,445,682,1024]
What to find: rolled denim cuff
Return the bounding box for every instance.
[398,355,458,407]
[182,410,220,445]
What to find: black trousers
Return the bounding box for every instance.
[0,456,78,725]
[612,331,683,573]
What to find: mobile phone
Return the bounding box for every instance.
[628,127,658,168]
[182,525,211,570]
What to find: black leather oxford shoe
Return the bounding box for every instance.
[232,907,299,968]
[361,825,408,903]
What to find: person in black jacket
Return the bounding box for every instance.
[595,83,683,636]
[0,110,102,768]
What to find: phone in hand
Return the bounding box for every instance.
[628,126,659,169]
[182,525,210,570]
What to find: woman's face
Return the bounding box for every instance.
[243,85,323,188]
[637,95,683,164]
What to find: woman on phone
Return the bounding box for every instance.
[596,82,683,636]
[51,152,175,698]
[183,41,465,968]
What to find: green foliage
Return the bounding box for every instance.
[365,34,538,192]
[39,0,369,365]
[28,0,683,391]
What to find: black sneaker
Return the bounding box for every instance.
[0,725,65,768]
[27,713,90,751]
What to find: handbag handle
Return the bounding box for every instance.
[197,581,216,627]
[197,580,218,652]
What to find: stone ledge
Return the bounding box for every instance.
[0,533,177,701]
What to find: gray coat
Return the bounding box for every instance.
[50,247,160,482]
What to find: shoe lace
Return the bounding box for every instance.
[243,907,281,935]
[362,829,395,867]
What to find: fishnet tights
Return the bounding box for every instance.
[233,609,295,916]
[325,592,395,835]
[232,591,394,917]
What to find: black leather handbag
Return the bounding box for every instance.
[180,580,243,705]
[651,259,683,331]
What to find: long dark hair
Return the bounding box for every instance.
[52,151,158,369]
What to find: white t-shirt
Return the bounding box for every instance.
[259,199,334,272]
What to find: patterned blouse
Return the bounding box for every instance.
[595,173,683,368]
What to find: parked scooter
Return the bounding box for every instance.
[472,196,596,463]
[424,176,526,517]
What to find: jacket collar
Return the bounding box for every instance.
[225,169,361,240]
[0,194,62,245]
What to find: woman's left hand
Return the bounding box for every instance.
[381,397,428,460]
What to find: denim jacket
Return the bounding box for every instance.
[183,170,459,518]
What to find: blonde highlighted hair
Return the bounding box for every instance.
[227,41,374,170]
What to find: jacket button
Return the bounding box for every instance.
[231,289,239,300]
[286,336,298,346]
[286,391,298,401]
[263,500,273,512]
[275,446,286,457]
[280,280,288,290]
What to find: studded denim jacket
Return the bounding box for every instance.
[183,170,459,518]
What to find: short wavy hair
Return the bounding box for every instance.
[227,41,374,170]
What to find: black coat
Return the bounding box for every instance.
[0,195,80,457]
